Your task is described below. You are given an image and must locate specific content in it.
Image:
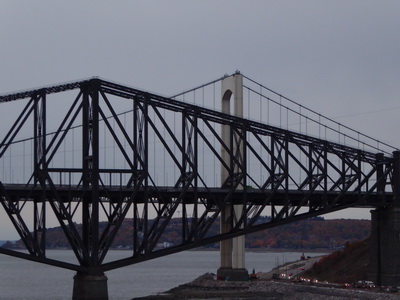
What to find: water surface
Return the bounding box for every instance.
[0,250,326,300]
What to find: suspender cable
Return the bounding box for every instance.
[243,74,398,154]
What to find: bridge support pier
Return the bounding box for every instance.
[72,272,108,300]
[217,206,249,281]
[217,73,248,281]
[369,151,400,286]
[369,207,400,286]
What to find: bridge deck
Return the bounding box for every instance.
[2,183,391,208]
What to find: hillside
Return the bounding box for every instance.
[246,217,370,250]
[3,217,371,251]
[302,238,370,283]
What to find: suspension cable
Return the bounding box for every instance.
[2,72,398,159]
[242,74,398,154]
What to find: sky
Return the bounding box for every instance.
[1,1,400,238]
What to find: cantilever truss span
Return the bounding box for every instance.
[0,78,398,273]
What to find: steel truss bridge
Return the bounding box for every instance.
[0,73,399,280]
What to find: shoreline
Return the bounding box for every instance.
[130,255,400,300]
[190,247,334,253]
[131,273,400,300]
[130,255,325,299]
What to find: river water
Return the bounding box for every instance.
[0,250,327,300]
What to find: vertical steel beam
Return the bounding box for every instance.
[133,100,139,253]
[375,153,384,195]
[192,111,199,241]
[393,151,400,207]
[82,87,90,264]
[33,90,47,184]
[138,95,149,254]
[323,144,328,205]
[181,113,187,243]
[143,96,149,251]
[33,90,46,256]
[81,80,100,267]
[270,135,276,219]
[90,83,100,264]
[284,133,289,218]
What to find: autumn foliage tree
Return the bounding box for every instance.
[6,217,370,250]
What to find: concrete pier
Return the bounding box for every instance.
[369,151,400,286]
[369,207,400,286]
[217,72,248,281]
[72,272,109,300]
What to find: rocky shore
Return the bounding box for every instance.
[132,273,400,300]
[131,252,399,300]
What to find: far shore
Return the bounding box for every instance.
[0,246,336,253]
[191,247,334,254]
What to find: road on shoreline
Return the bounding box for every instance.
[259,255,323,279]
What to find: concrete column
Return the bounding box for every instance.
[368,151,400,286]
[369,207,400,286]
[219,206,233,269]
[72,272,108,300]
[217,72,248,280]
[232,205,245,269]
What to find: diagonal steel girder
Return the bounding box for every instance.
[0,77,397,273]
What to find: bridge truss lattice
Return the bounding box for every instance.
[0,74,398,273]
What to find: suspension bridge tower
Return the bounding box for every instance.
[217,72,249,281]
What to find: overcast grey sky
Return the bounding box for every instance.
[1,1,399,140]
[1,1,400,236]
